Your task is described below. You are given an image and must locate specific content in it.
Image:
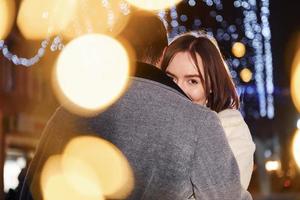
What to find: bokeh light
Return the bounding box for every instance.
[232,42,246,58]
[61,0,130,41]
[240,68,253,83]
[291,49,300,76]
[0,0,16,40]
[17,0,77,40]
[286,32,300,76]
[62,136,134,199]
[290,49,300,112]
[41,155,104,200]
[265,160,280,172]
[124,0,183,11]
[292,129,300,169]
[61,156,103,198]
[53,33,131,116]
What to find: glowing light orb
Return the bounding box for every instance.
[53,34,131,116]
[0,0,15,40]
[124,0,183,11]
[60,156,103,197]
[291,56,300,112]
[232,42,246,58]
[292,129,300,169]
[265,160,280,172]
[291,46,300,75]
[240,68,253,83]
[61,0,130,41]
[17,0,77,39]
[41,156,104,200]
[62,136,134,199]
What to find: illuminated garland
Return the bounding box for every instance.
[0,36,63,67]
[1,0,130,67]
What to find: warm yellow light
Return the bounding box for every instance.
[41,155,61,192]
[0,0,15,40]
[41,155,104,200]
[292,129,300,169]
[291,48,300,75]
[53,34,131,116]
[17,0,77,39]
[107,0,131,36]
[240,68,253,83]
[232,42,246,58]
[265,160,280,172]
[61,0,107,40]
[124,0,183,11]
[61,156,103,197]
[291,49,300,112]
[61,0,130,41]
[62,136,134,199]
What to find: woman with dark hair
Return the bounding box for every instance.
[161,32,255,189]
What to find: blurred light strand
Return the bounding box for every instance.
[260,0,274,118]
[0,35,63,67]
[1,0,130,67]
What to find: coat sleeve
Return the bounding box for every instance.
[218,109,256,189]
[19,107,81,200]
[190,110,252,200]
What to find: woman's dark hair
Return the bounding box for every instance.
[161,32,239,112]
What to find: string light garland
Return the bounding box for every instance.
[1,0,130,67]
[0,36,63,67]
[242,0,267,117]
[169,5,180,39]
[260,0,274,119]
[101,0,116,30]
[119,0,130,15]
[101,0,130,31]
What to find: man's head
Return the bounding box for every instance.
[119,10,168,66]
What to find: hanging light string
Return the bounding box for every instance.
[0,36,63,67]
[260,0,274,119]
[1,0,66,67]
[0,0,131,67]
[101,0,116,31]
[102,0,131,31]
[119,0,130,15]
[169,5,180,39]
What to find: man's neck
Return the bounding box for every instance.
[140,60,161,69]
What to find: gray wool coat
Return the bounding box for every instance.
[20,63,252,200]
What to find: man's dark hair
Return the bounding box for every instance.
[119,10,168,65]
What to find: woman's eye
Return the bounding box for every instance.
[188,79,199,85]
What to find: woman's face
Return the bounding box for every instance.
[166,51,207,105]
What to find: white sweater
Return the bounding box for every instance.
[218,109,256,189]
